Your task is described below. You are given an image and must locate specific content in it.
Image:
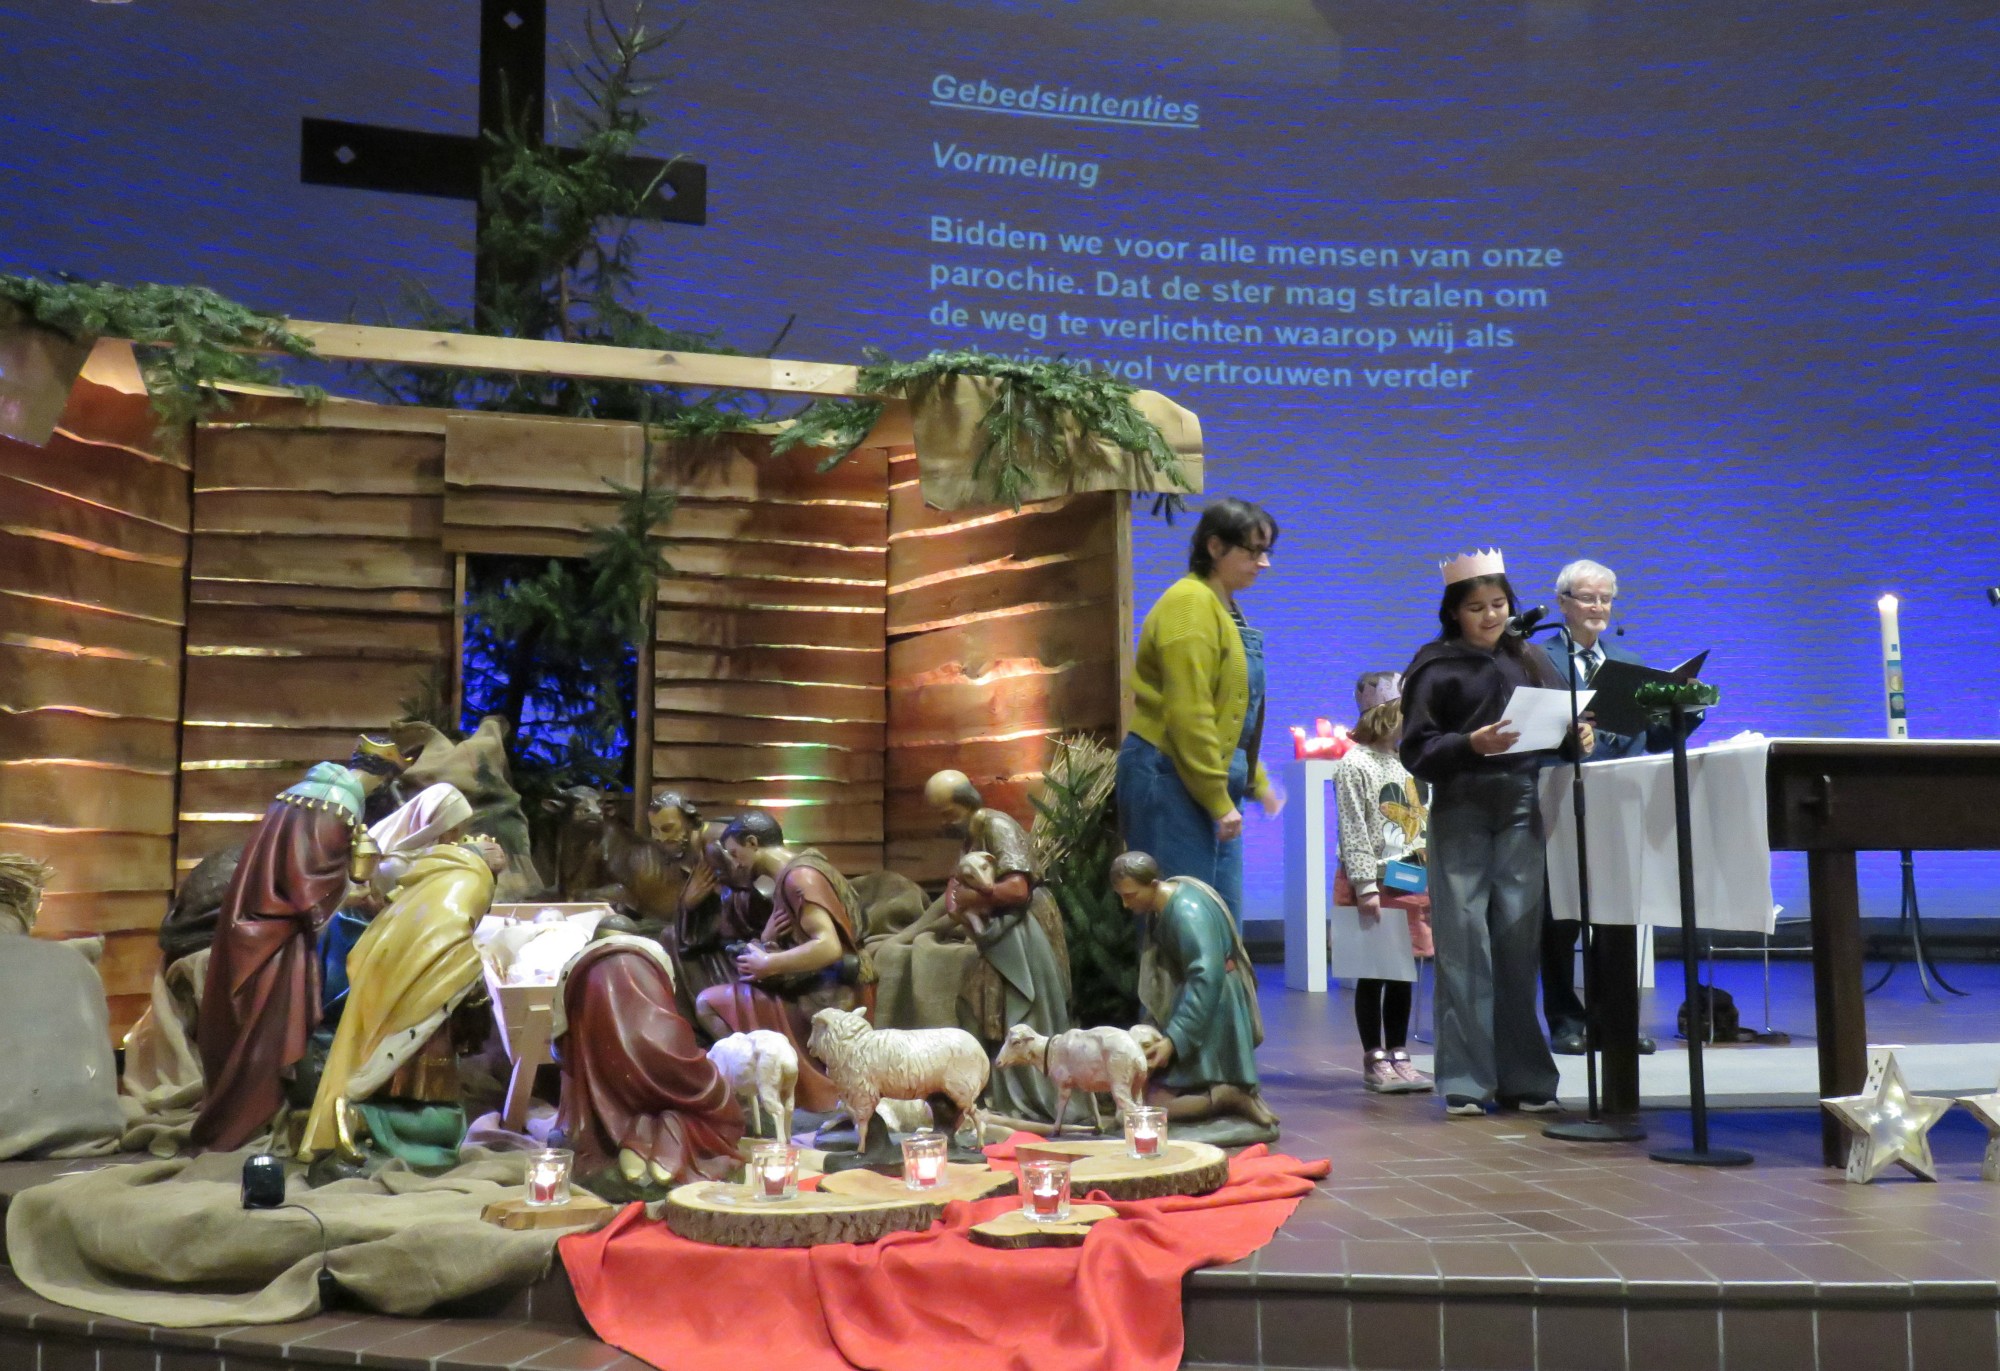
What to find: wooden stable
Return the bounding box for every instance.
[0,325,1202,1037]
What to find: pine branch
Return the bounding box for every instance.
[0,274,322,431]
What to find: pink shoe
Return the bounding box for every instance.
[1363,1050,1401,1092]
[1388,1051,1434,1093]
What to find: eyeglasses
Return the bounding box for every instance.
[1561,590,1615,608]
[1229,540,1274,560]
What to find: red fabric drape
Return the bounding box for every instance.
[560,1139,1329,1371]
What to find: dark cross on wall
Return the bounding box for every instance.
[299,0,707,327]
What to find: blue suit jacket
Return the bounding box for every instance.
[1536,637,1699,760]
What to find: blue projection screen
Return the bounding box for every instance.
[4,0,1997,927]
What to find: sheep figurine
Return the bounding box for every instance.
[874,1098,933,1135]
[808,1007,988,1164]
[705,1030,798,1144]
[993,1024,1165,1136]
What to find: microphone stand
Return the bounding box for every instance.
[1527,622,1645,1144]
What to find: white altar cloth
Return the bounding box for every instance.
[1540,732,1776,934]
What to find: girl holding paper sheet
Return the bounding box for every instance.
[1330,674,1434,1094]
[1399,551,1592,1117]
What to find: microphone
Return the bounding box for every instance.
[1505,605,1549,637]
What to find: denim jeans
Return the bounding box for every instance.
[1116,734,1248,925]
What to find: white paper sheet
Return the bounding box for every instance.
[1497,685,1594,754]
[1327,906,1419,982]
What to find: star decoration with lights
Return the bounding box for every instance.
[1956,1084,2000,1183]
[1821,1048,1954,1183]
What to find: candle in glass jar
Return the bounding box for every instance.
[750,1142,796,1201]
[1018,1158,1071,1222]
[901,1130,948,1191]
[525,1149,573,1208]
[1123,1105,1167,1160]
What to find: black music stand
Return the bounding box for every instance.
[1535,625,1645,1145]
[1644,691,1753,1168]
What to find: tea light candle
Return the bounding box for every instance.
[525,1148,573,1208]
[1018,1158,1072,1223]
[902,1130,948,1191]
[1878,595,1908,739]
[1124,1106,1166,1160]
[751,1142,797,1202]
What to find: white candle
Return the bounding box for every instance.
[1878,595,1907,739]
[914,1154,942,1184]
[1031,1178,1062,1215]
[761,1164,790,1198]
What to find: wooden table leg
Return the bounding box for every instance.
[503,1055,539,1133]
[1808,850,1866,1165]
[1594,925,1640,1115]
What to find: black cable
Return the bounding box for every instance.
[278,1203,341,1310]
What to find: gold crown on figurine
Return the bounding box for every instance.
[1437,548,1506,585]
[348,734,411,776]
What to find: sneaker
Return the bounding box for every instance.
[1363,1050,1400,1093]
[1504,1095,1563,1114]
[1387,1051,1434,1093]
[1445,1095,1490,1117]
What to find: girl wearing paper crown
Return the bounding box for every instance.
[1398,551,1591,1117]
[1330,672,1434,1094]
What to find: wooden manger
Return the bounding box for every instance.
[0,321,1204,1036]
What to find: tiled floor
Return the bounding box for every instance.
[3,957,1996,1370]
[1177,960,2000,1368]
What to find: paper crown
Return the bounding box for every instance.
[1358,674,1401,711]
[1438,548,1506,585]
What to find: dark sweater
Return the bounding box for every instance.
[1398,637,1569,785]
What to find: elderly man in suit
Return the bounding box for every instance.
[1536,559,1698,1056]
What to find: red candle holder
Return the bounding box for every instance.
[525,1148,573,1208]
[1018,1158,1072,1223]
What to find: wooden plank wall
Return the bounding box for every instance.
[178,403,452,875]
[0,371,189,1035]
[884,452,1132,884]
[650,437,890,874]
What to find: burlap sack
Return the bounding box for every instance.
[7,1149,559,1327]
[906,374,1204,510]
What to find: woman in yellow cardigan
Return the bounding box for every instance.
[1118,497,1282,924]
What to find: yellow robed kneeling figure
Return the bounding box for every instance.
[298,841,496,1161]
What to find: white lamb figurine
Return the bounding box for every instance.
[808,1007,987,1147]
[993,1024,1165,1136]
[705,1030,798,1144]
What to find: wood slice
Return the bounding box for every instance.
[1014,1139,1230,1202]
[480,1193,618,1231]
[818,1162,1015,1205]
[969,1204,1116,1250]
[664,1180,947,1249]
